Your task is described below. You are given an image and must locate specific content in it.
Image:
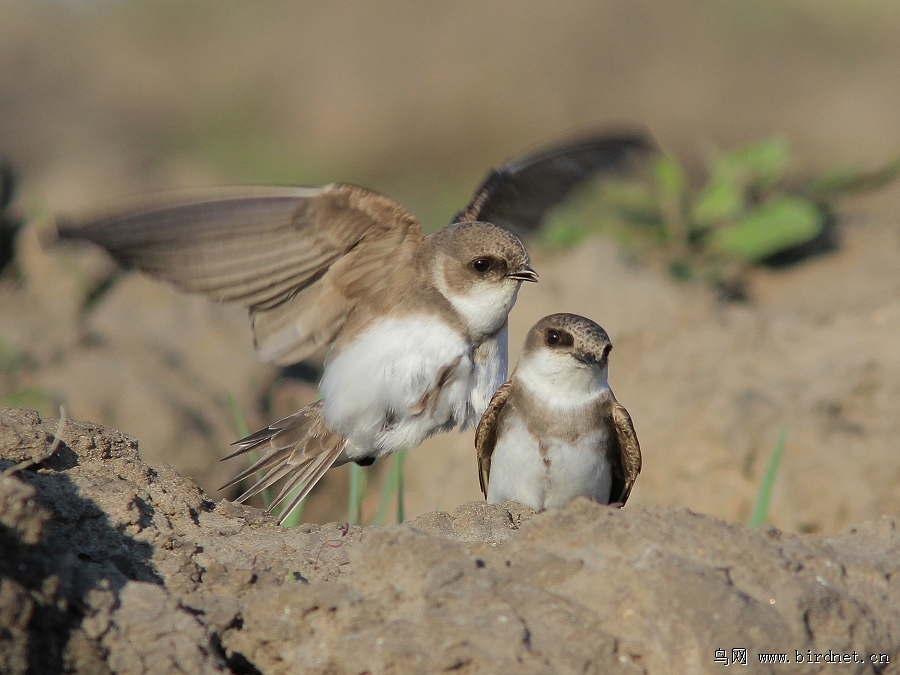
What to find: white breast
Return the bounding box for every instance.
[466,321,509,428]
[320,316,475,459]
[487,414,613,511]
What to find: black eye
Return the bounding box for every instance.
[471,258,493,274]
[546,329,561,346]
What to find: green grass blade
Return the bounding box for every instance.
[226,393,250,438]
[226,393,273,509]
[395,451,406,523]
[370,451,408,525]
[348,463,367,525]
[748,426,788,527]
[277,488,306,528]
[372,453,401,525]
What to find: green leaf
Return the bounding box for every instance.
[542,219,587,249]
[708,195,822,263]
[654,153,688,204]
[654,154,689,242]
[715,136,790,190]
[691,138,791,230]
[668,259,694,281]
[599,180,663,228]
[805,156,900,198]
[748,426,788,527]
[691,178,744,230]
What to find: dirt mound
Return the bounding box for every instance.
[2,408,897,674]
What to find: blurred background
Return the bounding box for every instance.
[1,0,899,533]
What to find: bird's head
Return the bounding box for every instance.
[518,313,613,400]
[427,221,537,337]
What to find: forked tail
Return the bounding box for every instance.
[219,400,347,524]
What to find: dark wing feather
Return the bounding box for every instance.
[56,184,423,363]
[610,399,642,505]
[454,130,656,236]
[474,381,512,498]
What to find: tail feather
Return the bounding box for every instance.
[219,445,292,492]
[219,400,347,522]
[271,449,340,524]
[230,460,296,504]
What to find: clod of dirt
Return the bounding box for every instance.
[1,407,898,674]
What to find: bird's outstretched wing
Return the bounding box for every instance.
[454,130,656,236]
[474,380,512,498]
[610,399,642,505]
[57,184,423,364]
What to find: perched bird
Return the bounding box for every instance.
[476,313,641,511]
[56,131,653,521]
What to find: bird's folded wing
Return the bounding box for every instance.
[57,183,423,363]
[474,381,512,498]
[611,399,642,504]
[454,130,656,235]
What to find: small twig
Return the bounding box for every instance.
[3,406,66,476]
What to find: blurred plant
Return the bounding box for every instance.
[0,388,52,411]
[0,336,52,413]
[346,450,409,526]
[372,451,406,525]
[0,336,25,376]
[0,161,22,277]
[748,425,788,528]
[544,137,900,296]
[347,462,367,525]
[349,451,407,526]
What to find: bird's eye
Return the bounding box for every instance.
[471,258,493,274]
[546,329,561,346]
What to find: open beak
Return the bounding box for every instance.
[507,265,539,282]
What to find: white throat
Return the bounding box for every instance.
[516,349,609,409]
[433,256,520,338]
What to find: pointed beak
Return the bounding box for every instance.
[507,265,539,283]
[574,352,601,366]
